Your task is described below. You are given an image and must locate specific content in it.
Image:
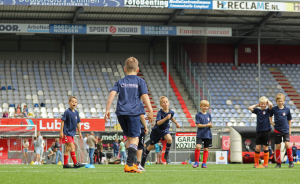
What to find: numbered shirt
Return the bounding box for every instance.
[252,108,272,131]
[196,112,212,139]
[111,75,148,116]
[61,108,81,137]
[155,109,174,131]
[269,106,292,134]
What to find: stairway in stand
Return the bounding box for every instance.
[270,68,300,109]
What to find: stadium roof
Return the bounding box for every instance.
[1,6,300,45]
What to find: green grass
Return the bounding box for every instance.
[0,163,299,184]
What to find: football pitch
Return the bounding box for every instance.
[0,164,299,184]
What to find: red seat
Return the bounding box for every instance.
[175,92,181,96]
[181,104,187,109]
[183,108,189,113]
[179,100,185,105]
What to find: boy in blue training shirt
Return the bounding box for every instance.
[248,96,273,168]
[193,100,212,168]
[141,96,180,168]
[105,57,153,173]
[59,96,85,169]
[270,93,293,168]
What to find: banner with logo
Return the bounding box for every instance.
[50,24,86,34]
[213,1,289,12]
[124,0,168,8]
[222,136,230,150]
[0,24,49,33]
[0,159,22,164]
[177,26,232,36]
[169,0,212,9]
[0,118,105,132]
[141,26,177,35]
[0,0,123,7]
[216,151,227,164]
[100,132,125,145]
[175,132,196,149]
[0,139,8,159]
[87,25,141,35]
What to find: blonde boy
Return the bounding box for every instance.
[248,96,273,168]
[193,100,212,168]
[141,96,180,168]
[59,96,85,169]
[270,93,293,168]
[105,57,153,173]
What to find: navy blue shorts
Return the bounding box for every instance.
[117,115,141,137]
[150,127,169,145]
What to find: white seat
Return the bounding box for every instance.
[53,108,59,113]
[26,95,32,100]
[92,112,98,118]
[92,96,98,100]
[9,107,15,113]
[41,107,46,113]
[41,112,48,118]
[38,91,44,96]
[95,104,101,109]
[59,108,65,113]
[48,113,54,118]
[90,108,96,113]
[3,103,8,108]
[58,103,64,108]
[79,112,86,118]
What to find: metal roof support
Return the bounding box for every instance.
[72,7,84,23]
[106,35,112,52]
[234,12,276,48]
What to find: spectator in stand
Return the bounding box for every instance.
[34,132,43,165]
[96,138,103,164]
[87,132,97,165]
[2,111,8,118]
[106,143,113,159]
[14,104,23,118]
[55,138,62,164]
[120,138,127,165]
[23,105,28,118]
[22,138,29,164]
[155,140,163,164]
[113,138,119,157]
[41,136,45,164]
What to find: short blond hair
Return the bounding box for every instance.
[125,57,138,72]
[69,96,77,102]
[200,100,209,107]
[276,93,285,102]
[259,96,268,103]
[159,96,168,104]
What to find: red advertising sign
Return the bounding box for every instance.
[0,139,8,159]
[222,136,230,150]
[0,118,105,132]
[290,136,300,149]
[0,159,22,164]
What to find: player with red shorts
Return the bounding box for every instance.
[59,96,85,169]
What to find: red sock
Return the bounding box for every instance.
[194,149,200,162]
[64,155,69,165]
[71,151,77,164]
[203,151,208,164]
[287,147,293,162]
[276,149,281,164]
[254,152,260,165]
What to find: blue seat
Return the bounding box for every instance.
[1,86,6,90]
[96,88,102,92]
[85,113,91,118]
[7,86,12,90]
[9,104,15,107]
[98,113,104,118]
[34,103,39,107]
[54,113,60,118]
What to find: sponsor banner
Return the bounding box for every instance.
[213,1,285,11]
[169,0,212,9]
[0,118,105,132]
[124,0,168,8]
[0,0,123,7]
[216,151,227,164]
[290,136,300,149]
[87,25,141,35]
[222,136,230,150]
[177,26,232,37]
[0,159,22,164]
[50,24,86,34]
[0,24,49,33]
[141,26,176,35]
[0,139,8,159]
[175,132,196,149]
[100,132,125,145]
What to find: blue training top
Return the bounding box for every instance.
[269,106,292,133]
[252,108,272,131]
[111,75,148,116]
[61,108,81,137]
[196,112,212,139]
[140,100,146,129]
[154,109,174,130]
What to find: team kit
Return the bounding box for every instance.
[60,57,295,172]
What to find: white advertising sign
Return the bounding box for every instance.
[216,151,228,164]
[175,132,196,149]
[87,25,141,35]
[0,24,49,33]
[213,1,286,11]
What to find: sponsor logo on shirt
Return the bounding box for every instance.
[121,83,138,88]
[263,111,265,114]
[207,117,210,121]
[75,116,77,119]
[283,112,286,116]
